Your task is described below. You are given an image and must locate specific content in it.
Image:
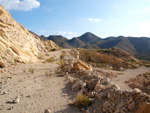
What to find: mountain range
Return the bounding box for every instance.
[42,32,150,61]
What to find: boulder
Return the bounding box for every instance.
[136,102,150,113]
[73,60,91,71]
[100,77,110,85]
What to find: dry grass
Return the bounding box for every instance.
[45,57,55,63]
[45,70,53,76]
[75,94,92,108]
[29,67,34,74]
[99,54,122,68]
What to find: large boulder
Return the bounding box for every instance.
[73,60,92,71]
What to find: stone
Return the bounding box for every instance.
[134,88,141,93]
[107,92,111,99]
[73,60,91,71]
[72,79,80,91]
[84,109,90,113]
[128,101,135,110]
[87,92,95,98]
[118,67,124,71]
[101,77,110,85]
[13,96,20,103]
[136,102,150,113]
[114,84,120,91]
[3,91,8,94]
[94,84,102,91]
[68,99,76,105]
[127,98,133,105]
[7,107,12,110]
[44,109,51,113]
[67,75,75,83]
[97,92,105,99]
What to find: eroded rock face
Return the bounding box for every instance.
[0,5,47,63]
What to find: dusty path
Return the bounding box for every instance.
[0,50,81,113]
[110,66,150,90]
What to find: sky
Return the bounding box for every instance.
[1,0,150,39]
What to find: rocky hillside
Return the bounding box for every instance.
[78,48,140,69]
[44,32,150,61]
[0,5,58,64]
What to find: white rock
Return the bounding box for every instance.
[101,77,110,85]
[44,109,51,113]
[13,96,20,103]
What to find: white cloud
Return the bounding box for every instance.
[136,21,150,36]
[88,18,101,22]
[56,31,79,39]
[0,0,40,11]
[143,8,150,12]
[129,8,150,14]
[113,5,118,9]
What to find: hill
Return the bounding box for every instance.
[44,33,150,60]
[47,35,71,48]
[0,5,59,64]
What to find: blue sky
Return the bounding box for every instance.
[1,0,150,39]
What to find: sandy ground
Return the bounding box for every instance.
[0,50,81,113]
[109,66,150,90]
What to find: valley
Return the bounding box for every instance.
[0,4,150,113]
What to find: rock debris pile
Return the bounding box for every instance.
[59,50,150,113]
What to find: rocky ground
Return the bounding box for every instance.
[0,49,150,113]
[126,72,150,94]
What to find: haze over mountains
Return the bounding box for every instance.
[44,32,150,61]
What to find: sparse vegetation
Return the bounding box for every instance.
[145,64,150,67]
[76,94,92,108]
[45,70,53,76]
[45,57,55,63]
[0,61,5,68]
[29,67,34,74]
[60,53,66,59]
[51,48,56,51]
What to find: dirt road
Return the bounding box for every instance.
[0,50,80,113]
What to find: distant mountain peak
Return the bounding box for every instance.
[78,32,101,44]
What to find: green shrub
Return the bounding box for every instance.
[76,94,92,108]
[145,64,150,67]
[29,67,34,74]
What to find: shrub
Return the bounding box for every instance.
[51,48,56,51]
[29,67,34,74]
[45,57,55,63]
[45,70,53,76]
[99,54,122,68]
[60,53,66,59]
[145,64,150,67]
[76,94,92,108]
[0,61,5,68]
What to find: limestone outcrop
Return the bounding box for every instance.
[44,40,60,51]
[0,5,47,63]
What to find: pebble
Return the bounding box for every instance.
[44,109,52,113]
